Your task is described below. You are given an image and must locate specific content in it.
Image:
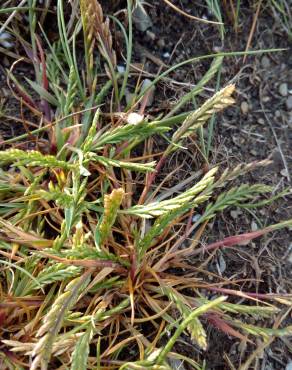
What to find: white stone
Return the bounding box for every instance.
[279,83,288,97]
[241,101,249,115]
[127,112,144,125]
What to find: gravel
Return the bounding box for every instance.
[241,101,249,114]
[279,83,288,97]
[286,95,292,110]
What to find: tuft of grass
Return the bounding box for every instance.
[269,0,292,38]
[0,1,291,369]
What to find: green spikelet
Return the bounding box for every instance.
[165,84,235,155]
[29,264,82,292]
[92,155,156,172]
[0,149,73,169]
[201,184,272,222]
[231,320,292,340]
[98,188,124,245]
[164,288,207,350]
[80,0,96,90]
[64,65,78,115]
[166,55,224,117]
[176,84,235,140]
[125,167,217,218]
[71,326,93,370]
[31,272,91,370]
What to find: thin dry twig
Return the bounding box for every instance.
[243,0,263,63]
[162,0,223,25]
[0,0,27,35]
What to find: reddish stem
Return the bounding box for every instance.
[191,227,272,257]
[35,35,51,121]
[139,153,167,204]
[130,251,137,282]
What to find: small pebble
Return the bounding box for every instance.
[218,254,226,274]
[279,83,288,97]
[286,95,292,110]
[274,110,281,118]
[192,214,201,223]
[257,118,265,125]
[241,101,249,115]
[146,30,156,41]
[157,38,165,48]
[127,112,144,125]
[117,65,125,73]
[213,45,223,53]
[162,52,170,59]
[0,31,14,49]
[232,136,245,147]
[251,220,258,231]
[261,56,270,69]
[0,40,14,48]
[280,168,289,178]
[133,3,153,32]
[140,79,154,106]
[262,96,270,103]
[230,209,243,219]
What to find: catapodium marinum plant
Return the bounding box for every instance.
[0,1,291,369]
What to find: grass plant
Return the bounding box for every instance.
[0,1,291,369]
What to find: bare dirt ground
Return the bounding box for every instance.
[119,1,292,368]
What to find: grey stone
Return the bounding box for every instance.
[262,96,270,103]
[133,4,153,32]
[261,56,270,69]
[279,83,288,97]
[280,168,289,178]
[230,209,242,220]
[140,79,154,106]
[157,38,165,48]
[286,95,292,110]
[146,30,156,41]
[251,220,258,231]
[241,101,249,115]
[275,110,281,118]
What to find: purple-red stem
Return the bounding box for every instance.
[139,153,167,204]
[35,35,51,121]
[191,227,272,257]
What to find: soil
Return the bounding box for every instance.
[0,1,291,369]
[131,2,292,369]
[129,9,292,240]
[127,2,292,368]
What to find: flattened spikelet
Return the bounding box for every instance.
[98,188,124,245]
[80,0,116,67]
[172,84,235,145]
